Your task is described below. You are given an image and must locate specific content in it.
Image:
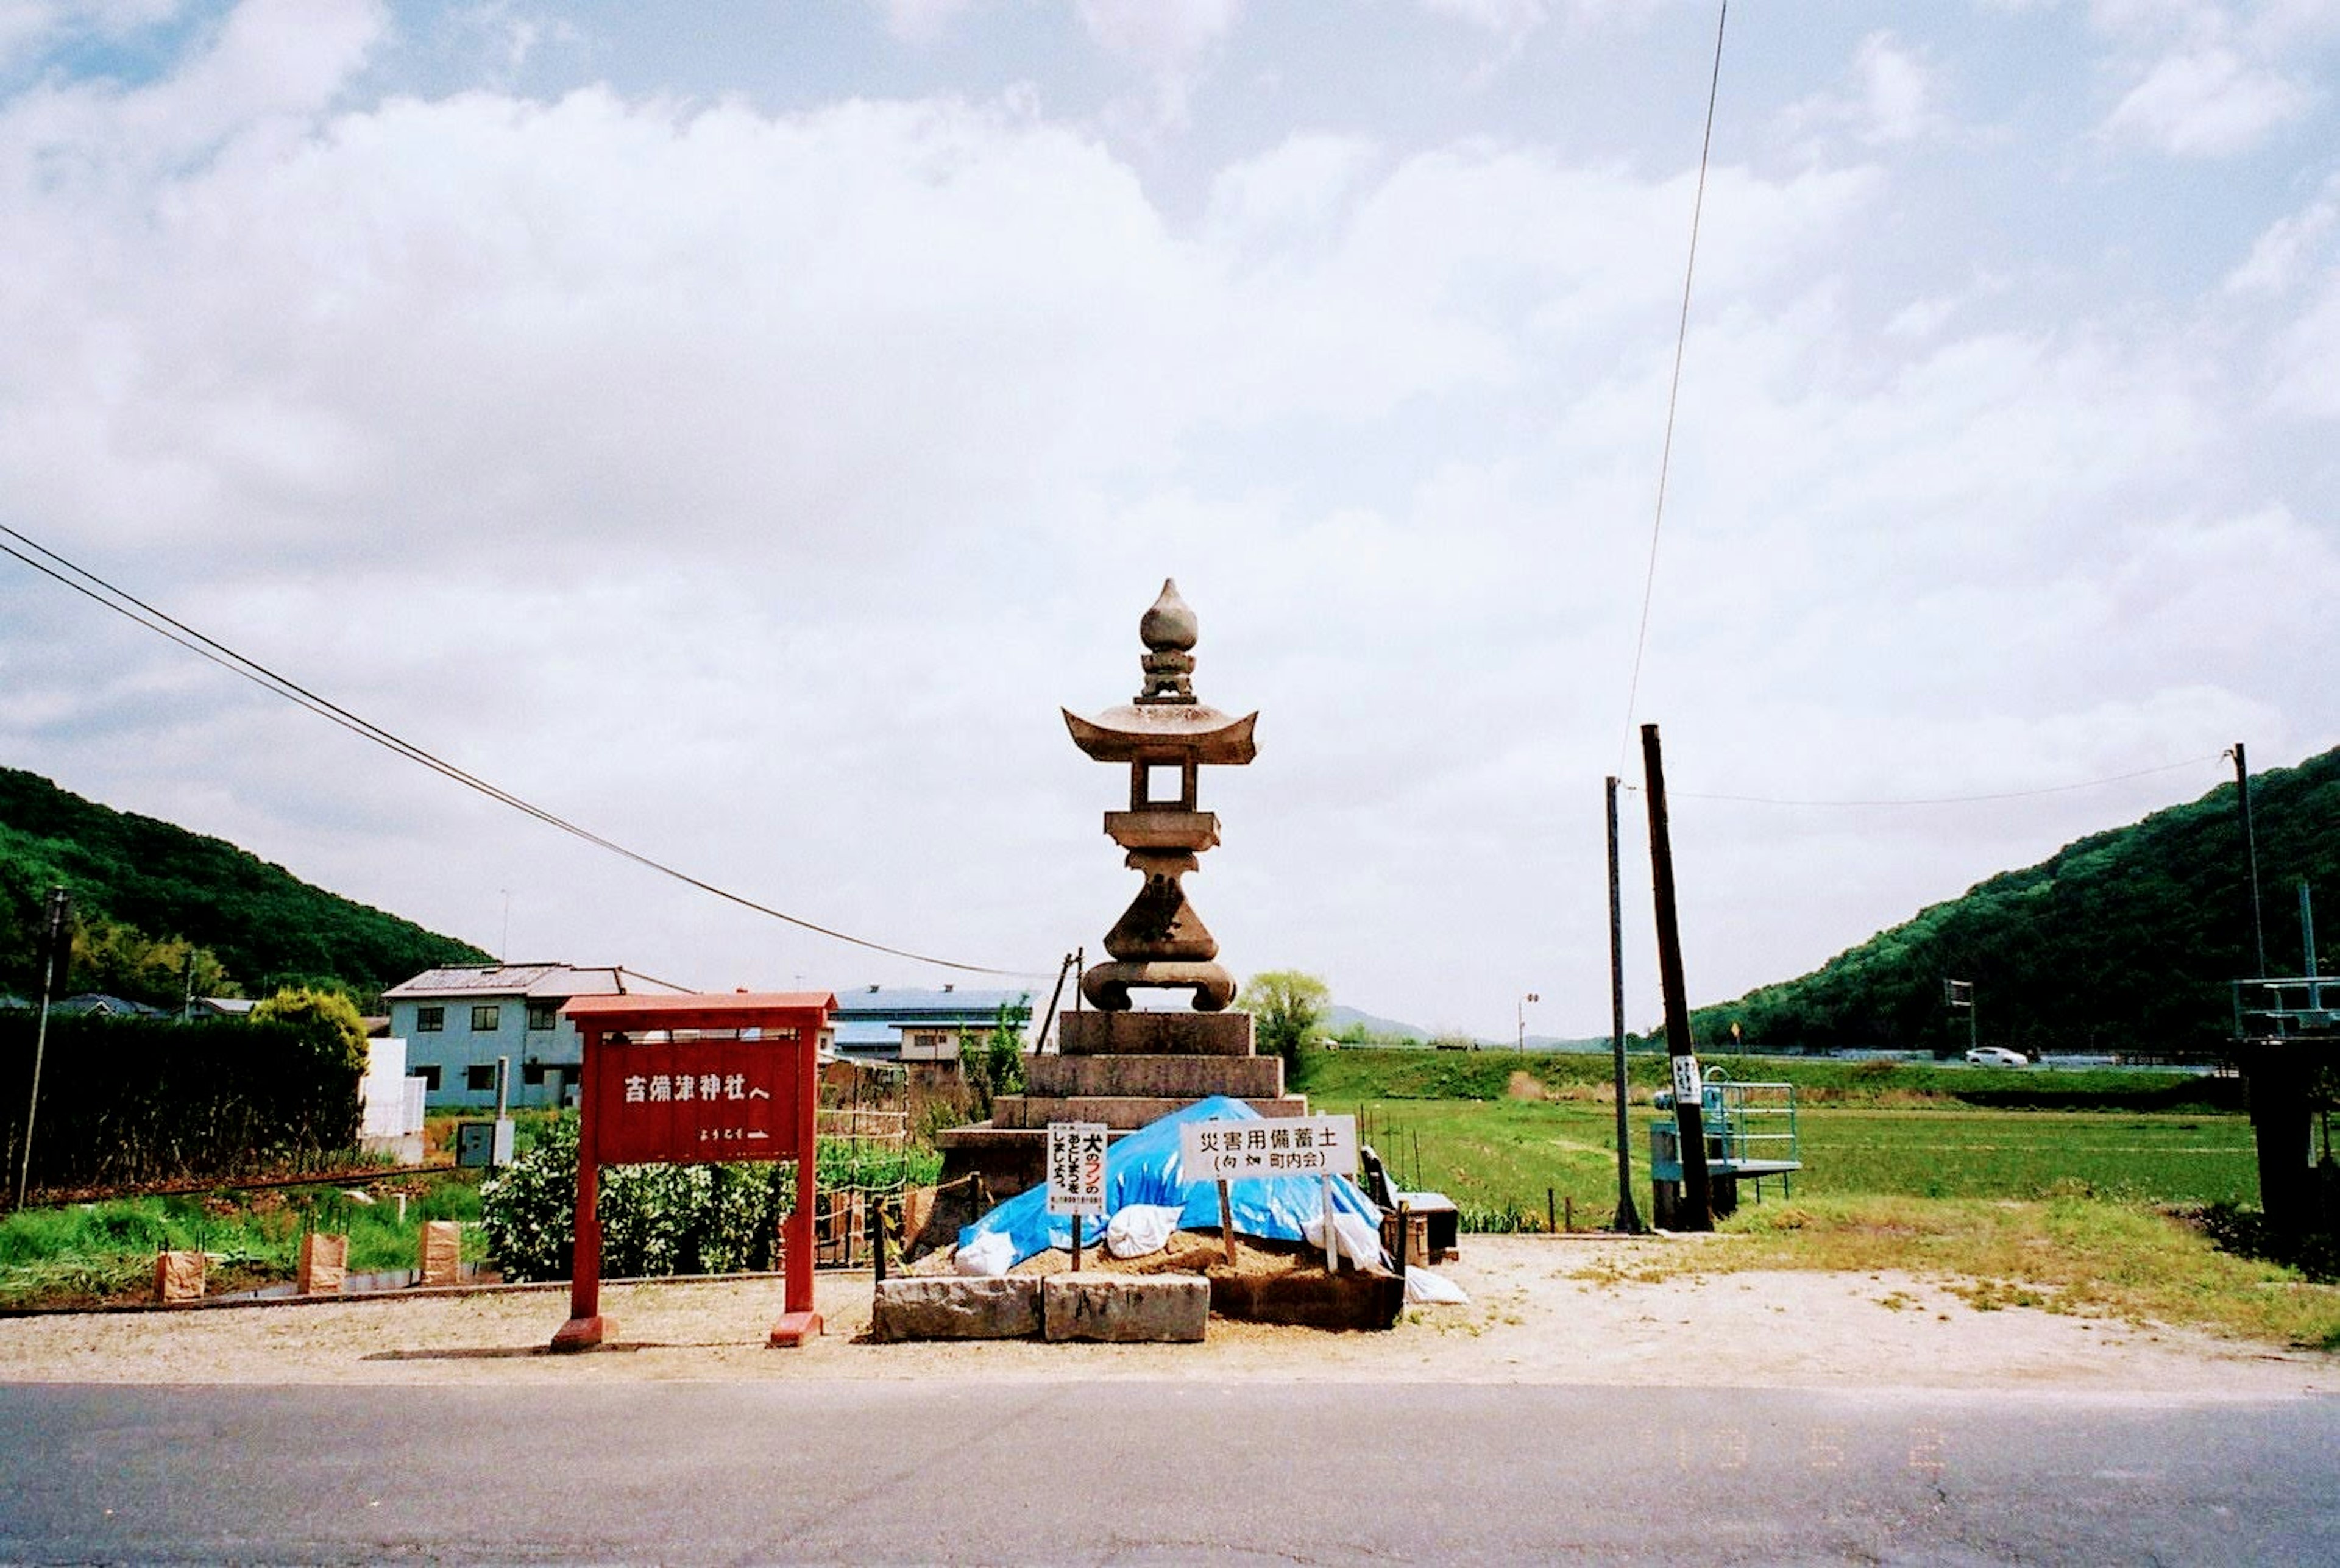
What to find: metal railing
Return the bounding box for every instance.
[2232,977,2340,1041]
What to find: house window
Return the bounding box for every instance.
[526,1001,556,1031]
[466,1064,497,1092]
[522,1061,547,1085]
[471,1005,500,1032]
[413,1065,441,1091]
[416,1006,444,1032]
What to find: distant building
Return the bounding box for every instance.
[383,963,683,1109]
[829,984,1034,1068]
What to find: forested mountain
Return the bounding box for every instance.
[0,768,486,1008]
[1691,747,2340,1055]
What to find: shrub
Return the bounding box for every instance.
[478,1115,799,1282]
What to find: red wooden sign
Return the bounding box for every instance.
[550,991,834,1355]
[583,1032,806,1166]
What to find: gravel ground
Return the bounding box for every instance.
[0,1235,2329,1399]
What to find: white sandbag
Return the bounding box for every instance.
[1104,1204,1183,1259]
[1301,1205,1388,1271]
[1403,1266,1469,1305]
[954,1229,1016,1277]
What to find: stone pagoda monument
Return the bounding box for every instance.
[930,581,1305,1211]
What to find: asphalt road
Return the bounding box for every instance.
[1,1380,2333,1564]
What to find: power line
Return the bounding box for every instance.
[0,522,1046,980]
[1623,752,2225,808]
[1617,0,1729,769]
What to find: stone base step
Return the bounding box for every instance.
[1055,1011,1255,1057]
[990,1094,1309,1130]
[1024,1053,1283,1100]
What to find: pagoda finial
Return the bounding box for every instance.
[1136,578,1198,703]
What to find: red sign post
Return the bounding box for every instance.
[551,991,834,1353]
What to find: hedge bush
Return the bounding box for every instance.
[0,1012,361,1191]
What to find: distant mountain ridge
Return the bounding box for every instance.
[1690,745,2340,1054]
[1,768,487,1006]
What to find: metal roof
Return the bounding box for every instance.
[830,986,1031,1023]
[382,964,684,1001]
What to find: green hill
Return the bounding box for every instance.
[0,767,487,1008]
[1691,746,2340,1055]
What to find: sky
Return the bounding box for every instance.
[2,0,2338,1041]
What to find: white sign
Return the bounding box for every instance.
[1179,1115,1356,1182]
[1046,1121,1109,1217]
[1670,1054,1704,1105]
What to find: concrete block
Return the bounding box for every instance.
[1024,1052,1284,1100]
[1043,1272,1209,1343]
[1057,1011,1255,1057]
[297,1232,348,1296]
[154,1249,204,1304]
[871,1277,1043,1341]
[418,1220,463,1287]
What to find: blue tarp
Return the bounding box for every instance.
[958,1095,1384,1269]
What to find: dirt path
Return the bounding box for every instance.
[1,1235,2328,1399]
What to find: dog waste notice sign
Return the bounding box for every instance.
[1046,1121,1109,1218]
[1179,1115,1356,1182]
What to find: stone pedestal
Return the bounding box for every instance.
[154,1249,205,1304]
[929,1008,1308,1240]
[418,1220,463,1288]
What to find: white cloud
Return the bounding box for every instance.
[2100,43,2311,155]
[2224,174,2339,293]
[4,5,2337,1034]
[1781,31,1945,149]
[872,0,974,46]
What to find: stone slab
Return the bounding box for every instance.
[872,1277,1043,1341]
[154,1250,204,1304]
[1024,1052,1283,1100]
[1056,1010,1256,1057]
[418,1220,463,1288]
[1042,1272,1208,1343]
[296,1232,347,1296]
[1208,1269,1405,1330]
[991,1094,1309,1131]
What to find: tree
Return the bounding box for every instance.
[250,985,369,1079]
[957,1001,1032,1115]
[1246,970,1331,1068]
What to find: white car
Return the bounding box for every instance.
[1965,1046,2029,1066]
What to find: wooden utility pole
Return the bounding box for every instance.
[1605,776,1643,1234]
[1640,725,1712,1231]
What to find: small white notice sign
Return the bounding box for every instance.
[1179,1115,1356,1182]
[1670,1054,1704,1105]
[1046,1121,1109,1217]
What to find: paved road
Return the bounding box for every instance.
[2,1380,2332,1563]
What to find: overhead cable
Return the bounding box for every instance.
[1617,0,1729,770]
[0,523,1046,979]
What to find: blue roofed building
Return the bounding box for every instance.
[828,984,1034,1069]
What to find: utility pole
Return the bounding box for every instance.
[15,887,72,1210]
[2233,743,2267,977]
[1606,776,1643,1235]
[1640,725,1711,1231]
[1517,992,1537,1051]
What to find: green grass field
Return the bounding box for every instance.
[1300,1046,2265,1222]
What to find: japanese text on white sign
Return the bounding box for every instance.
[1046,1121,1109,1217]
[1670,1055,1704,1105]
[1179,1115,1356,1182]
